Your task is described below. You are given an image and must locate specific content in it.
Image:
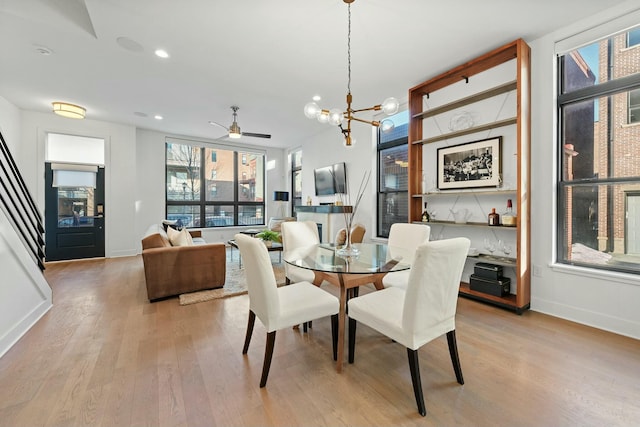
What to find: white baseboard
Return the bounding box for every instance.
[0,299,52,359]
[531,297,640,340]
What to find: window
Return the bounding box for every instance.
[166,140,265,228]
[557,27,640,274]
[291,149,302,216]
[629,88,640,124]
[377,111,409,238]
[628,27,640,48]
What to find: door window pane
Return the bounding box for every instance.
[57,187,95,228]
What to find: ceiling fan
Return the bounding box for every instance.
[208,106,271,139]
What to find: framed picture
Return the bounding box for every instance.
[437,136,502,190]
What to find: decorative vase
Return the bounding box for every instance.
[264,240,272,248]
[336,228,359,256]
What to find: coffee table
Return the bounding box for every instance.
[227,239,283,267]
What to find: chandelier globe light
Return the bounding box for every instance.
[303,0,398,146]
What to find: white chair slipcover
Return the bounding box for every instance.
[280,220,320,284]
[382,223,431,289]
[234,233,339,387]
[348,237,470,416]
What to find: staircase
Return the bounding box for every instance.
[0,130,51,358]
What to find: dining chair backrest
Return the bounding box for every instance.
[402,237,470,347]
[388,223,431,262]
[280,220,320,251]
[335,223,366,245]
[234,233,280,328]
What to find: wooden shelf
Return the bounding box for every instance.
[408,38,531,314]
[413,220,518,230]
[458,282,529,314]
[412,117,517,145]
[412,189,517,197]
[467,254,517,267]
[413,81,517,120]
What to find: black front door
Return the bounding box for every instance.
[44,163,105,261]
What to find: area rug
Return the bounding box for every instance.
[179,257,286,305]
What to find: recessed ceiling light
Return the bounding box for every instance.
[154,49,169,58]
[154,115,163,120]
[312,95,321,102]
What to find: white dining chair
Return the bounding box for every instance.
[234,233,339,387]
[347,237,470,416]
[382,222,431,289]
[280,220,320,285]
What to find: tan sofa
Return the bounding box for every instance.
[141,224,226,301]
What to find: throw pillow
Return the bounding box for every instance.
[167,227,194,246]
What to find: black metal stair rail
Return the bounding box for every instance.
[0,131,46,270]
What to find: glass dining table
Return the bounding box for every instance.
[284,242,411,372]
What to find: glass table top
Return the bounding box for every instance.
[284,243,411,274]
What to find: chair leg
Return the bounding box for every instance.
[331,314,338,361]
[348,317,357,364]
[242,310,256,354]
[407,348,427,417]
[260,331,276,388]
[446,330,464,385]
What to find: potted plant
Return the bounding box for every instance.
[255,230,280,247]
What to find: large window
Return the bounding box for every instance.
[557,27,640,274]
[377,111,409,238]
[166,140,265,228]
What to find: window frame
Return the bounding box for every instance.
[165,140,266,228]
[376,116,409,239]
[556,30,640,275]
[290,149,302,216]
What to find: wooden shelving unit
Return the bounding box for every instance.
[408,39,531,313]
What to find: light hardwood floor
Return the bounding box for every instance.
[1,255,639,427]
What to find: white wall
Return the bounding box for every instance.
[0,96,52,358]
[293,123,378,242]
[529,1,640,339]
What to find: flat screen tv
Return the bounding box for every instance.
[314,162,347,196]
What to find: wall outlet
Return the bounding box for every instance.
[533,265,543,277]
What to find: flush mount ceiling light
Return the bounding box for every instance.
[52,102,86,119]
[304,0,398,146]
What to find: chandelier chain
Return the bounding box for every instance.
[347,3,351,95]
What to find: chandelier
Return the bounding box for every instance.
[303,0,398,146]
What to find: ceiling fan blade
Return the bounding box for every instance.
[242,132,272,139]
[208,120,229,131]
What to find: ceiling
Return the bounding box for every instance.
[0,0,628,149]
